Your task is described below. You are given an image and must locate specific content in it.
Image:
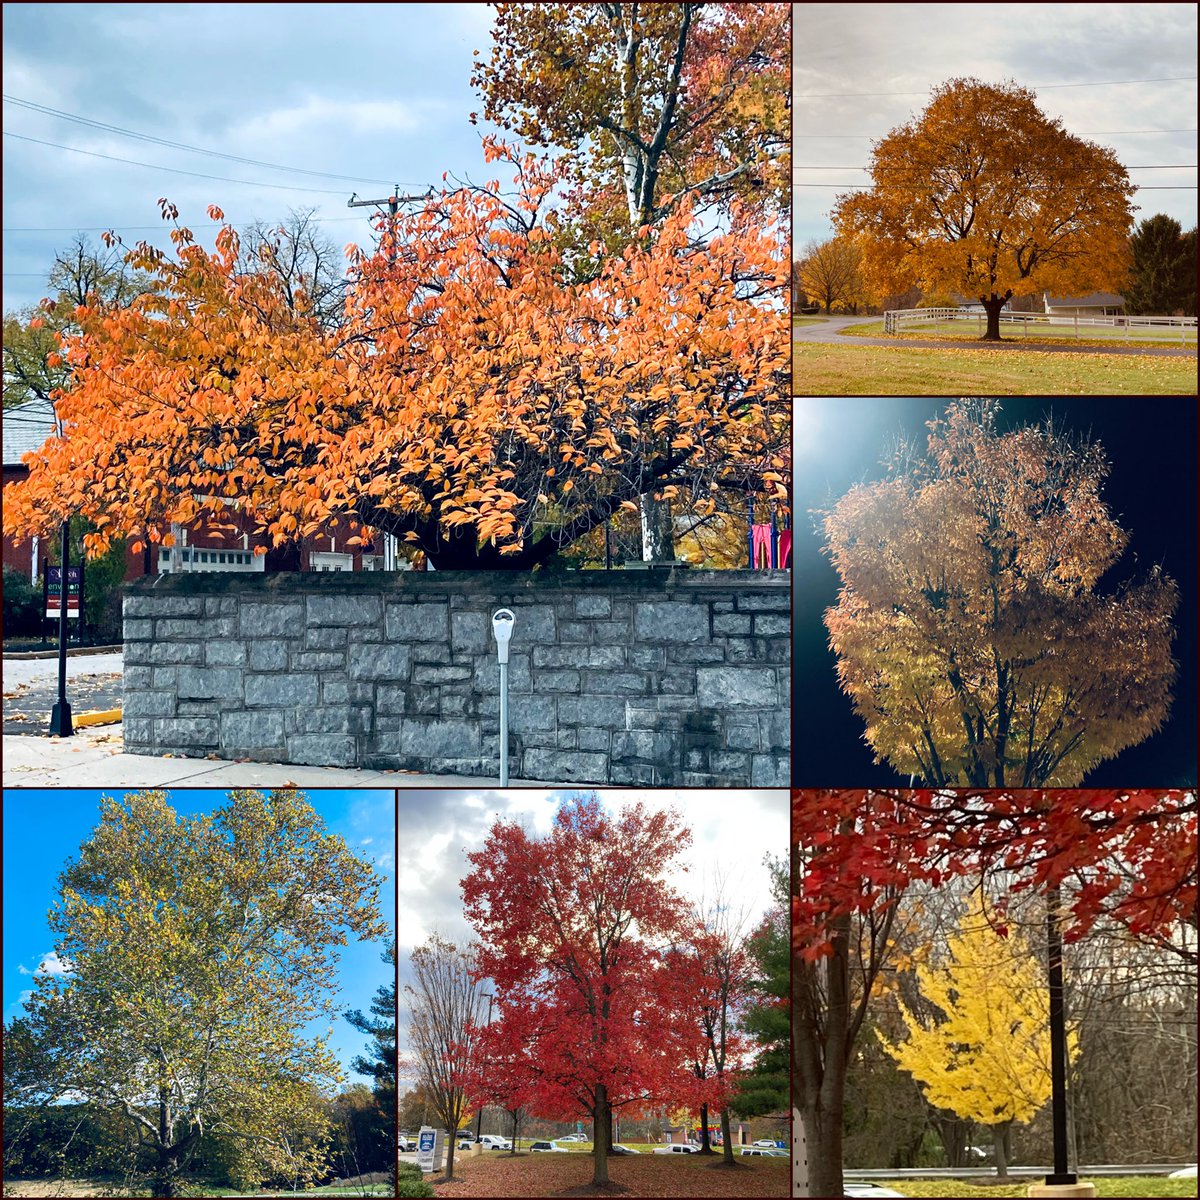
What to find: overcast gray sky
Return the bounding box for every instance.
[396,788,788,1091]
[793,2,1198,250]
[2,3,505,312]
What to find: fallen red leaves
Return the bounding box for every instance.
[432,1152,788,1197]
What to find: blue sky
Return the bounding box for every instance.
[2,788,395,1089]
[2,3,507,313]
[794,3,1198,250]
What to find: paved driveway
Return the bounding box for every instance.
[794,318,1198,357]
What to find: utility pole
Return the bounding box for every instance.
[347,187,431,261]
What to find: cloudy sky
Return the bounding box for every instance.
[2,3,508,313]
[2,789,395,1087]
[396,788,788,1087]
[793,2,1198,248]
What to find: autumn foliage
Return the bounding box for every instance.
[834,78,1135,339]
[822,399,1177,787]
[2,145,788,570]
[460,795,741,1186]
[793,788,1198,961]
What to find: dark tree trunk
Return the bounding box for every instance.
[698,1101,714,1153]
[592,1083,611,1186]
[979,290,1014,340]
[993,1120,1012,1178]
[719,1106,736,1165]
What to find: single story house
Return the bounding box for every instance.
[1043,291,1126,317]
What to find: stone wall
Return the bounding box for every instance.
[122,570,790,785]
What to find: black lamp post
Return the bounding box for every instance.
[474,993,495,1142]
[47,520,73,738]
[1044,886,1076,1187]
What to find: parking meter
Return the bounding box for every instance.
[492,609,515,784]
[492,609,515,663]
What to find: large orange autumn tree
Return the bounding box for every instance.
[2,144,788,570]
[833,79,1135,340]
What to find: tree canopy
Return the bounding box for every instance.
[822,399,1177,787]
[1125,213,1197,316]
[833,78,1135,339]
[460,793,733,1187]
[3,789,386,1198]
[1,149,788,570]
[473,2,790,239]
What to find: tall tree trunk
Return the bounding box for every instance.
[592,1083,611,1186]
[719,1106,735,1165]
[444,1132,457,1182]
[698,1101,713,1153]
[979,290,1014,340]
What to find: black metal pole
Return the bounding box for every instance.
[48,520,73,737]
[1045,886,1075,1185]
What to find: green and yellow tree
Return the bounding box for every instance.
[3,790,386,1198]
[879,891,1077,1177]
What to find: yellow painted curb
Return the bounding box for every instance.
[74,709,122,728]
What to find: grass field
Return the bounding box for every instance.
[835,317,1197,349]
[793,315,831,326]
[792,342,1199,394]
[429,1150,788,1196]
[875,1176,1198,1198]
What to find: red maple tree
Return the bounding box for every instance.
[460,794,731,1187]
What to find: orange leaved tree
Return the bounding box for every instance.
[2,145,788,570]
[833,78,1135,340]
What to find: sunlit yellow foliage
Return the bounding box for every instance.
[822,399,1177,786]
[879,890,1077,1130]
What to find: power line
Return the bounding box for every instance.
[3,216,370,234]
[795,75,1198,99]
[2,93,418,189]
[3,131,351,195]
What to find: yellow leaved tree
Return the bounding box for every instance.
[879,890,1077,1178]
[834,78,1135,340]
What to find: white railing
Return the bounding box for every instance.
[883,307,1197,344]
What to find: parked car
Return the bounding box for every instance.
[559,1134,587,1142]
[653,1144,700,1155]
[479,1134,513,1151]
[530,1141,568,1153]
[753,1139,778,1148]
[398,1135,417,1152]
[764,1149,788,1157]
[611,1144,640,1155]
[456,1133,475,1150]
[846,1186,905,1199]
[1168,1167,1198,1180]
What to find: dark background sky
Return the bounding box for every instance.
[792,396,1198,788]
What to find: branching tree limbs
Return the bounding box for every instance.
[4,790,385,1198]
[405,936,487,1182]
[834,79,1134,340]
[822,400,1177,787]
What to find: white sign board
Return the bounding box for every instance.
[417,1125,445,1173]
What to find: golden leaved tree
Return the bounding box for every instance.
[879,891,1077,1178]
[834,78,1135,339]
[822,400,1177,786]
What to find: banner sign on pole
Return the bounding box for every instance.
[44,564,82,620]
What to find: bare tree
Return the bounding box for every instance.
[405,936,487,1182]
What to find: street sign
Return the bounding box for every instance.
[44,564,81,620]
[417,1125,444,1173]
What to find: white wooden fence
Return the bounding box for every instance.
[882,307,1197,344]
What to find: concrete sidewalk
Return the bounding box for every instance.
[2,724,561,788]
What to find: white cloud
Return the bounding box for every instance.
[35,951,74,976]
[16,964,31,975]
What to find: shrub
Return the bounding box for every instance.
[2,566,44,637]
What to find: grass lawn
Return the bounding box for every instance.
[876,1176,1197,1198]
[793,315,832,326]
[792,342,1199,395]
[835,318,1197,349]
[430,1150,788,1196]
[0,1178,393,1197]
